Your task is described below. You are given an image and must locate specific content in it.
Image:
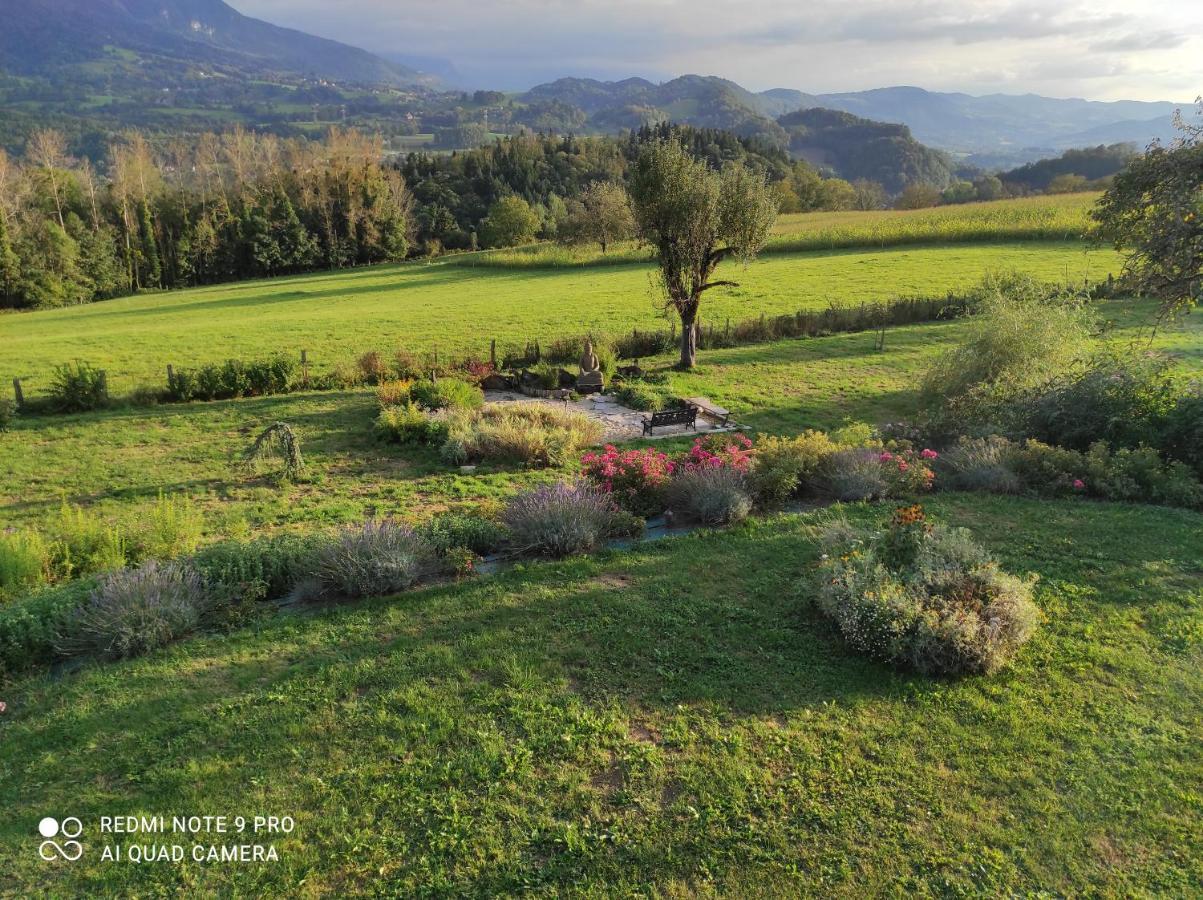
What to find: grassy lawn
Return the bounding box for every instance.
[2,495,1200,894]
[7,321,943,534]
[1,242,1117,396]
[1,298,1195,538]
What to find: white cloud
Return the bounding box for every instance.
[233,0,1203,99]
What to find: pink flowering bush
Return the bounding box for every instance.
[678,433,755,473]
[878,448,937,495]
[581,445,676,516]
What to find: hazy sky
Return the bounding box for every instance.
[236,0,1203,100]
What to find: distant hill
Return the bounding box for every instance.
[0,0,426,87]
[522,75,790,146]
[805,86,1181,154]
[520,76,954,192]
[777,108,956,193]
[998,144,1138,191]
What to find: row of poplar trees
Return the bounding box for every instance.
[0,127,411,309]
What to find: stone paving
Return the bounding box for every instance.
[482,391,740,443]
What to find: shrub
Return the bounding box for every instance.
[678,433,755,473]
[376,379,414,409]
[316,521,438,599]
[612,381,665,412]
[581,445,675,516]
[442,403,603,467]
[1019,352,1179,451]
[0,529,52,600]
[191,532,324,605]
[48,361,108,412]
[131,494,204,561]
[245,355,296,396]
[392,349,423,380]
[0,578,95,678]
[1008,440,1089,498]
[528,361,565,390]
[815,506,1041,675]
[357,351,390,385]
[667,467,753,525]
[410,377,484,412]
[920,275,1095,434]
[937,436,1022,494]
[1160,388,1203,475]
[0,397,15,430]
[376,402,448,446]
[219,359,250,398]
[61,561,211,659]
[502,482,635,557]
[418,512,509,557]
[750,431,837,505]
[245,422,305,482]
[164,368,197,402]
[878,448,937,495]
[819,448,890,501]
[1082,443,1203,509]
[45,502,127,580]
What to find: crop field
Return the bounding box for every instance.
[2,241,1117,397]
[465,194,1100,269]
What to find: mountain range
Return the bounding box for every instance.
[520,76,1182,162]
[0,0,426,87]
[0,0,1187,172]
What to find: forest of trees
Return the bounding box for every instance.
[0,119,1138,311]
[0,128,410,309]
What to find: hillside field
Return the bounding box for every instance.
[2,241,1116,398]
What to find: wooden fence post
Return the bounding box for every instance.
[99,370,109,398]
[489,339,496,368]
[12,377,24,408]
[300,350,309,388]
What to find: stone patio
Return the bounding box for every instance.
[482,391,740,443]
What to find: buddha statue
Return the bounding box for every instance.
[576,339,604,394]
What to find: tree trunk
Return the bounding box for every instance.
[677,306,698,369]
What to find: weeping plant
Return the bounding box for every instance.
[245,422,305,483]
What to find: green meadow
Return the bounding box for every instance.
[2,195,1201,896]
[2,241,1116,397]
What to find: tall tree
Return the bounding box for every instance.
[629,140,778,369]
[1094,98,1203,319]
[28,129,69,229]
[137,198,161,289]
[0,212,19,305]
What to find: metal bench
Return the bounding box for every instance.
[642,405,698,436]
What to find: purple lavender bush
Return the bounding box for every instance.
[503,482,635,557]
[63,561,210,659]
[317,520,438,599]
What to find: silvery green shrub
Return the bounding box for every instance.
[667,467,753,524]
[316,521,438,599]
[63,561,211,659]
[502,482,632,557]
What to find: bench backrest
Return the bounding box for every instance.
[651,406,696,425]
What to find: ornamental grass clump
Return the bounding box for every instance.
[442,403,603,467]
[62,561,212,659]
[502,482,635,557]
[814,506,1040,676]
[316,521,439,600]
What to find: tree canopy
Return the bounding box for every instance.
[629,139,778,368]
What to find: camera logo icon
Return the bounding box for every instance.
[38,817,84,861]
